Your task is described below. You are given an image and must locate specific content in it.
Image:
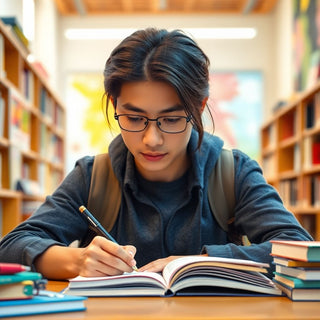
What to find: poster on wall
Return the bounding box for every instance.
[293,0,320,92]
[207,71,263,160]
[66,73,119,173]
[66,71,263,173]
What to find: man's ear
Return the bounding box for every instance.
[201,97,208,113]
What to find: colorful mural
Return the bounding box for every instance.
[66,73,119,173]
[293,0,320,91]
[207,71,263,160]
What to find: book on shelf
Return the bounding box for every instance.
[311,175,320,207]
[313,141,320,164]
[270,240,320,261]
[22,200,42,221]
[305,100,315,129]
[16,179,41,196]
[22,68,34,104]
[275,264,320,280]
[0,152,2,189]
[0,17,29,49]
[280,111,296,139]
[9,145,21,190]
[0,91,4,138]
[0,32,4,77]
[0,281,33,301]
[64,256,282,297]
[0,294,87,318]
[273,279,320,301]
[9,94,30,151]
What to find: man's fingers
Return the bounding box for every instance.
[84,236,136,274]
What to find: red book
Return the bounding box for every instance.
[313,142,320,164]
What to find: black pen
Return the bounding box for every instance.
[79,205,138,271]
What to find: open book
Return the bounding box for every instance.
[65,256,282,297]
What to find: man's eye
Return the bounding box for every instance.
[127,116,144,123]
[163,117,181,124]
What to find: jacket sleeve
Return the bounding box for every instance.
[0,156,94,267]
[202,150,313,278]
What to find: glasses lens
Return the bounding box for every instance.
[117,115,147,132]
[158,116,187,133]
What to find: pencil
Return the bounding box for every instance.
[79,205,138,272]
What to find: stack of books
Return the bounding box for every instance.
[270,240,320,301]
[0,263,86,317]
[0,263,42,301]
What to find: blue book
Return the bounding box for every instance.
[274,273,320,288]
[0,294,87,317]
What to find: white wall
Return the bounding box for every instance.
[33,0,59,87]
[58,13,278,118]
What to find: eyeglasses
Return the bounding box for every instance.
[114,113,192,134]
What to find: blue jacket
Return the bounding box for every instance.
[0,130,312,277]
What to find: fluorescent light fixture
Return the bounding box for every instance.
[65,27,257,40]
[184,28,257,39]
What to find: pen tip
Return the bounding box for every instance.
[79,205,85,213]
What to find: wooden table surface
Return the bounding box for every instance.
[5,281,320,320]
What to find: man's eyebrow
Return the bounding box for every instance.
[121,103,184,113]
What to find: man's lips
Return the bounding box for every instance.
[141,152,167,161]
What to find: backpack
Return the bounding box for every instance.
[87,149,240,243]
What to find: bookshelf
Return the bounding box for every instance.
[261,83,320,240]
[0,20,65,237]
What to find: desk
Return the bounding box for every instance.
[6,281,320,320]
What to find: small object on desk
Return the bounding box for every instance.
[0,263,31,274]
[79,205,138,272]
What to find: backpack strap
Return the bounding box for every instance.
[207,149,235,232]
[87,149,236,236]
[87,153,121,232]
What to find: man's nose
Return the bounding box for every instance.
[142,121,164,147]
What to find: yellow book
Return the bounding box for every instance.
[0,281,33,301]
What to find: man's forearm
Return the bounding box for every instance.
[34,245,84,280]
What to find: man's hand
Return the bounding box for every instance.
[138,256,183,273]
[139,253,209,273]
[78,236,137,277]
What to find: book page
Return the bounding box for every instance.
[162,256,269,286]
[69,271,167,289]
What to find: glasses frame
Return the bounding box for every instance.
[114,113,192,134]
